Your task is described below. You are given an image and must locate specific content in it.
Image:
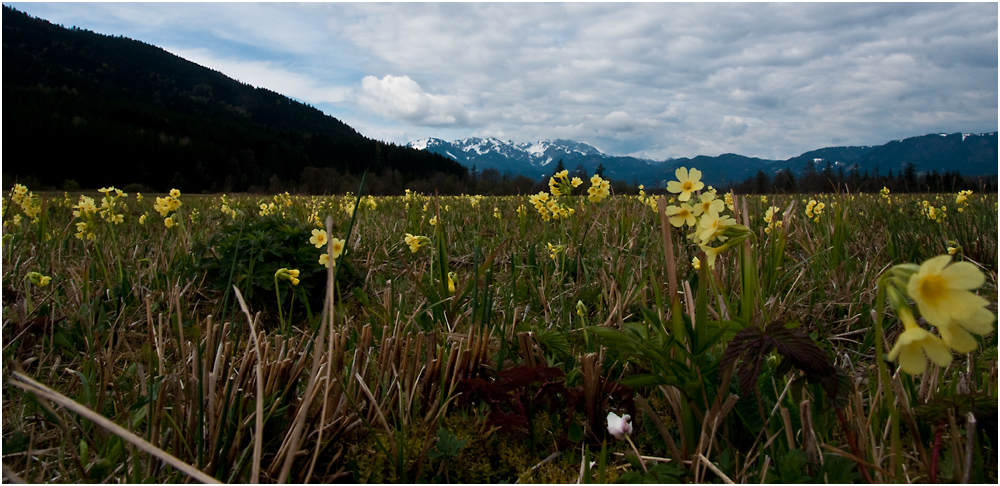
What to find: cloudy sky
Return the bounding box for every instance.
[7,2,997,161]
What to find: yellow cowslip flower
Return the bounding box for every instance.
[169,189,181,198]
[136,192,143,202]
[571,177,583,188]
[907,255,989,328]
[805,200,817,218]
[665,204,696,228]
[404,233,430,253]
[546,242,563,261]
[112,214,124,224]
[164,216,176,228]
[692,192,724,217]
[319,253,335,268]
[887,306,952,375]
[692,256,701,270]
[447,272,457,293]
[73,196,97,218]
[139,214,147,225]
[576,300,586,318]
[493,207,501,219]
[74,221,88,239]
[276,268,301,285]
[429,215,437,226]
[8,214,22,226]
[26,271,52,287]
[699,244,722,268]
[666,167,704,202]
[936,305,995,353]
[310,228,328,248]
[330,238,346,260]
[697,213,736,243]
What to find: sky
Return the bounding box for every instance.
[6,2,998,161]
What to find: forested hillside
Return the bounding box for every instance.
[2,6,466,193]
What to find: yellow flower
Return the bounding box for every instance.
[666,167,704,202]
[26,271,52,287]
[907,255,989,328]
[164,216,176,228]
[665,204,696,228]
[576,300,586,318]
[319,253,334,268]
[330,238,346,260]
[169,189,181,198]
[448,271,457,293]
[692,256,701,270]
[139,214,147,225]
[697,212,736,243]
[405,233,430,253]
[546,242,564,261]
[887,306,953,375]
[136,192,143,202]
[571,177,583,188]
[310,228,328,248]
[692,192,724,217]
[936,306,995,353]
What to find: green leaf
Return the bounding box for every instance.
[620,374,670,387]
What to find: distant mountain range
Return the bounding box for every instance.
[409,132,997,187]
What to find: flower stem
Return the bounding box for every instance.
[274,276,285,331]
[873,280,902,481]
[623,434,648,473]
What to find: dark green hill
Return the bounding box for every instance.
[2,5,466,193]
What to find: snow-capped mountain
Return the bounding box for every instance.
[409,137,604,167]
[407,137,663,181]
[409,132,998,187]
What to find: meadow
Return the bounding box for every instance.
[2,170,997,484]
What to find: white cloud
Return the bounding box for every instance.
[357,75,470,126]
[10,1,996,160]
[165,48,349,105]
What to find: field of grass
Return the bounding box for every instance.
[2,173,997,483]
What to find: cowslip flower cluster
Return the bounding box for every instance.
[153,189,183,228]
[920,200,946,223]
[546,242,564,262]
[955,190,972,213]
[804,199,825,222]
[8,184,43,223]
[258,201,278,217]
[666,167,749,267]
[548,170,583,197]
[97,187,127,225]
[275,268,300,286]
[637,185,659,212]
[26,271,52,287]
[884,255,996,374]
[311,229,345,268]
[587,174,611,203]
[404,233,431,253]
[72,195,99,240]
[763,206,783,234]
[664,167,749,268]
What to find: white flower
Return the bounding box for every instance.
[607,411,632,439]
